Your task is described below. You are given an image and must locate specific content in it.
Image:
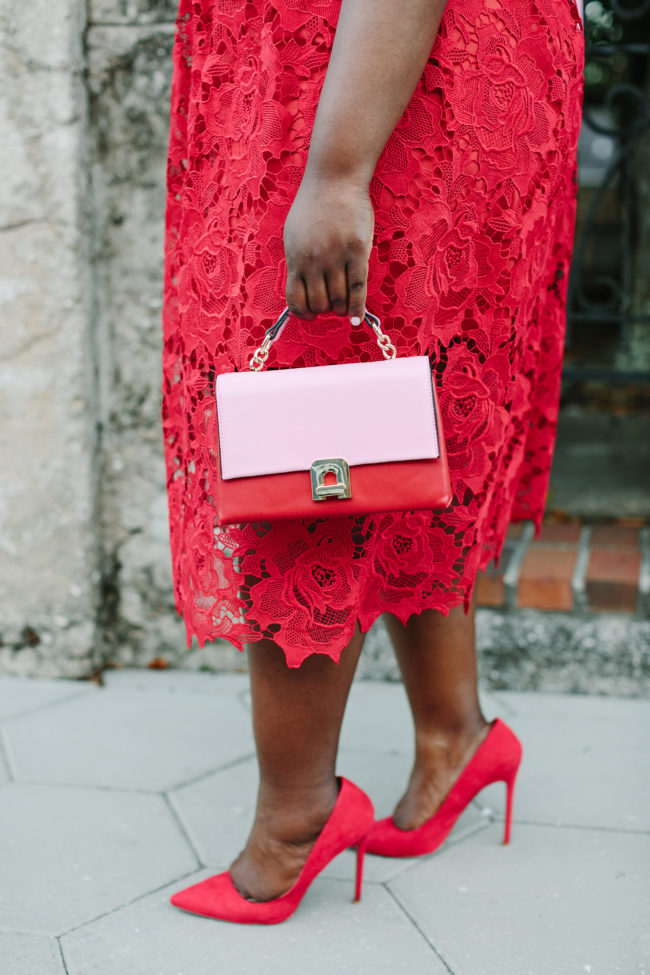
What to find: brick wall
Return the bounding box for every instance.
[477,523,649,617]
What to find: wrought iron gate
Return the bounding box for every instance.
[565,0,650,383]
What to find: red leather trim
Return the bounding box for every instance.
[216,459,452,525]
[214,378,452,525]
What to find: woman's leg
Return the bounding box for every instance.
[229,625,366,901]
[383,591,491,829]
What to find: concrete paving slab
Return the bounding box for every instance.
[475,693,650,831]
[0,740,10,785]
[3,685,255,791]
[1,931,66,975]
[0,676,93,721]
[388,822,650,975]
[61,873,447,975]
[338,681,415,754]
[498,690,650,722]
[2,676,645,974]
[168,756,259,866]
[101,669,250,697]
[481,689,519,718]
[0,783,198,935]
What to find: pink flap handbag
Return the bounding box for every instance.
[214,308,452,525]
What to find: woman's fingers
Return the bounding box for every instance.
[302,272,331,318]
[286,267,350,320]
[325,266,349,318]
[346,253,368,325]
[286,261,367,322]
[285,275,314,320]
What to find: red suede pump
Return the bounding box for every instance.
[366,718,523,858]
[169,777,374,924]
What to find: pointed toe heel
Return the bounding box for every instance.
[169,776,374,924]
[366,718,522,858]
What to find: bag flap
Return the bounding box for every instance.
[216,356,440,480]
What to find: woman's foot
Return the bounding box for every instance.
[228,782,339,901]
[392,719,491,830]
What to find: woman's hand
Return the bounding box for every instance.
[282,0,447,324]
[283,173,374,323]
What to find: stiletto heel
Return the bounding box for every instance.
[169,777,374,924]
[353,835,368,903]
[366,718,523,858]
[503,763,519,845]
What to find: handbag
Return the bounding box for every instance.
[213,308,452,525]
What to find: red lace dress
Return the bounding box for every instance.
[162,0,585,666]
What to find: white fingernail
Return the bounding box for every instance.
[350,316,361,326]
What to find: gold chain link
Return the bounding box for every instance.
[249,338,272,372]
[377,333,397,360]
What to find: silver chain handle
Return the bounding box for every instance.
[249,308,397,372]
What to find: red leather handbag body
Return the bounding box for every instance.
[214,309,452,526]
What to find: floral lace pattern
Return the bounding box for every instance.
[162,0,585,667]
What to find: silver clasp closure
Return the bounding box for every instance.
[310,458,351,501]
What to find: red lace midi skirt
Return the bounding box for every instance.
[162,0,585,666]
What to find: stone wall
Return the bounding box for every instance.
[1,0,242,676]
[0,0,99,676]
[85,7,181,667]
[86,0,242,671]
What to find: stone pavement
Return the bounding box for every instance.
[1,671,648,975]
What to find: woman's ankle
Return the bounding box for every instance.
[392,719,491,830]
[253,777,340,845]
[229,779,339,901]
[413,714,491,770]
